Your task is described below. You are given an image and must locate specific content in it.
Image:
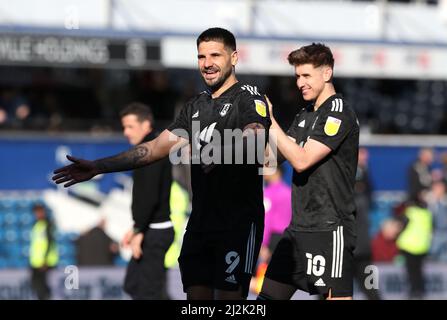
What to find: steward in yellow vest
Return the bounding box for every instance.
[29,203,58,300]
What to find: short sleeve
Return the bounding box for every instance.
[238,93,271,130]
[167,102,191,141]
[286,114,301,139]
[310,99,356,151]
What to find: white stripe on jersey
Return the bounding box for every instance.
[338,99,343,112]
[331,98,343,112]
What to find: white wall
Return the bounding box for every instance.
[0,0,446,44]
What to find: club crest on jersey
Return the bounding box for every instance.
[220,103,232,117]
[324,116,342,136]
[254,100,267,117]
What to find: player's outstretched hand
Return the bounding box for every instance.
[52,155,99,187]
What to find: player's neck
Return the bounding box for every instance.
[314,83,336,111]
[211,74,238,99]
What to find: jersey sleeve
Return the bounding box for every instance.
[286,113,301,139]
[167,102,191,141]
[238,92,272,130]
[310,99,356,151]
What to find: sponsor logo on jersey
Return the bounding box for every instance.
[324,116,341,136]
[254,100,267,117]
[195,122,217,150]
[298,120,305,128]
[192,110,199,118]
[314,278,326,287]
[220,103,232,117]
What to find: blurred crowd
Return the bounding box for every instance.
[1,67,446,135]
[367,147,447,299]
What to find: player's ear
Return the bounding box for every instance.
[231,50,238,67]
[142,119,151,132]
[323,66,333,82]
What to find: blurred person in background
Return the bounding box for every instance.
[53,27,270,300]
[164,180,190,271]
[120,102,174,300]
[408,148,434,202]
[426,181,447,262]
[259,43,359,300]
[440,151,447,185]
[0,88,31,127]
[353,147,381,300]
[396,191,433,299]
[75,217,119,266]
[371,218,402,263]
[29,203,58,300]
[250,166,291,294]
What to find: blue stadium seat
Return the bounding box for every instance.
[20,229,31,242]
[21,245,30,259]
[19,212,34,226]
[0,199,15,213]
[4,229,19,243]
[3,212,18,226]
[14,199,33,214]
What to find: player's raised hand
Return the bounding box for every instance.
[52,155,99,187]
[264,95,274,119]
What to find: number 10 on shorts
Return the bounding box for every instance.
[305,253,326,277]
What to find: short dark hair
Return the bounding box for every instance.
[287,43,334,69]
[196,27,236,52]
[32,203,46,211]
[120,102,154,125]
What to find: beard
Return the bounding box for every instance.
[202,65,233,93]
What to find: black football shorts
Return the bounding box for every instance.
[178,222,262,298]
[265,225,355,297]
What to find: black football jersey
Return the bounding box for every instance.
[168,82,271,232]
[287,94,359,233]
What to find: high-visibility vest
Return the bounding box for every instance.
[396,206,432,255]
[29,220,59,268]
[164,182,189,268]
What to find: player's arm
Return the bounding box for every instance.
[201,122,266,173]
[265,135,293,167]
[266,97,331,173]
[52,129,188,187]
[271,124,330,172]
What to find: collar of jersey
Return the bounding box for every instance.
[205,81,240,99]
[316,93,343,111]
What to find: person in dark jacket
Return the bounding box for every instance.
[120,102,174,299]
[76,218,119,266]
[353,147,381,300]
[408,148,434,202]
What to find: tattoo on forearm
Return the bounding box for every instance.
[96,144,152,173]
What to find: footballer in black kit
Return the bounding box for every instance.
[52,27,271,300]
[259,43,359,300]
[169,81,271,298]
[266,94,359,297]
